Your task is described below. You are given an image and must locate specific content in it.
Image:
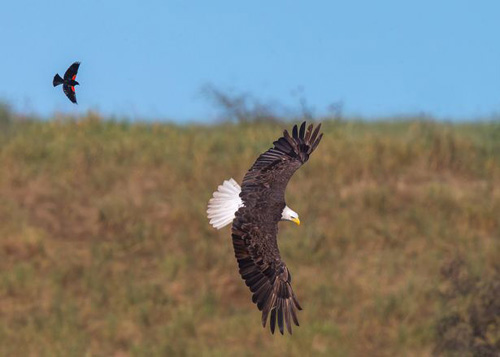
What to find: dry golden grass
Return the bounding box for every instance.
[0,114,499,356]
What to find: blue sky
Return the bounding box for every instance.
[1,0,499,121]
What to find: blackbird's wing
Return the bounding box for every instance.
[63,84,77,104]
[64,62,80,81]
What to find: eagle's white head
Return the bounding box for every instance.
[281,206,300,225]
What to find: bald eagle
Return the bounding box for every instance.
[207,122,323,334]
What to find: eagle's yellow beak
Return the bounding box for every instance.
[291,217,301,226]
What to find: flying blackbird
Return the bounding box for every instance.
[53,62,81,104]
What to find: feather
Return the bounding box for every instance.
[310,123,322,144]
[242,270,260,282]
[292,292,303,311]
[284,300,292,334]
[256,285,272,310]
[270,308,276,334]
[283,129,297,150]
[290,305,299,326]
[250,277,268,295]
[247,274,264,289]
[311,133,323,152]
[273,138,291,153]
[262,292,277,327]
[277,299,284,334]
[299,121,306,141]
[304,123,313,142]
[292,124,299,139]
[207,178,243,229]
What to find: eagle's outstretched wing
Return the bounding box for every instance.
[231,122,323,334]
[64,62,80,81]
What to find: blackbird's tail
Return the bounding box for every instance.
[53,73,64,87]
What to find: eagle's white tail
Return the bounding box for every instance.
[207,178,243,229]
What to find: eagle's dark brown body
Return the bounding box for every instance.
[231,122,323,334]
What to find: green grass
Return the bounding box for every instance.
[0,114,499,356]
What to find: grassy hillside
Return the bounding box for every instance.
[1,113,499,356]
